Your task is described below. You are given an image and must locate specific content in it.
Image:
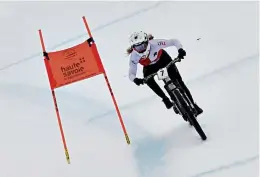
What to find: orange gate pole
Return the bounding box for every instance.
[82,16,130,144]
[38,29,71,164]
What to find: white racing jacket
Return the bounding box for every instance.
[128,38,183,81]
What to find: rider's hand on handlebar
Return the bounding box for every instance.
[178,48,186,59]
[133,78,144,86]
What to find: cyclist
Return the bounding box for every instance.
[127,31,203,116]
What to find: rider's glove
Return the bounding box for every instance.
[178,48,186,59]
[133,78,144,86]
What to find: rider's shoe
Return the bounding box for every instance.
[162,97,173,109]
[194,103,203,116]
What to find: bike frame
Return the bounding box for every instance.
[142,57,207,140]
[143,57,196,115]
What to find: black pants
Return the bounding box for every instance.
[143,49,195,104]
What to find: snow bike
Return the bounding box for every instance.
[142,57,207,141]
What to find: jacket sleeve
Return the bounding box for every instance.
[128,58,138,82]
[153,38,183,50]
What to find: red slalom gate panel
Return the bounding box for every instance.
[38,16,130,164]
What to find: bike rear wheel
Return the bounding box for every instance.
[173,90,207,140]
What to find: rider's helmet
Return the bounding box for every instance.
[129,31,151,56]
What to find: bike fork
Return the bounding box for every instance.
[165,79,196,118]
[163,80,183,116]
[177,85,198,115]
[183,92,198,115]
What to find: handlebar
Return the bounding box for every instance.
[143,57,181,84]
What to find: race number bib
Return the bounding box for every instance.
[157,68,168,80]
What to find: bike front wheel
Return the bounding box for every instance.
[173,90,207,140]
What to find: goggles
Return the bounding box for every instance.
[133,42,148,52]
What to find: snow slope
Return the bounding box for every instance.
[0,1,258,177]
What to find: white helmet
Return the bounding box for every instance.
[129,31,150,55]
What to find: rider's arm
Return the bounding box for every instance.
[152,38,183,50]
[128,58,138,81]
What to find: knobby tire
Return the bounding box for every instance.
[173,90,207,140]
